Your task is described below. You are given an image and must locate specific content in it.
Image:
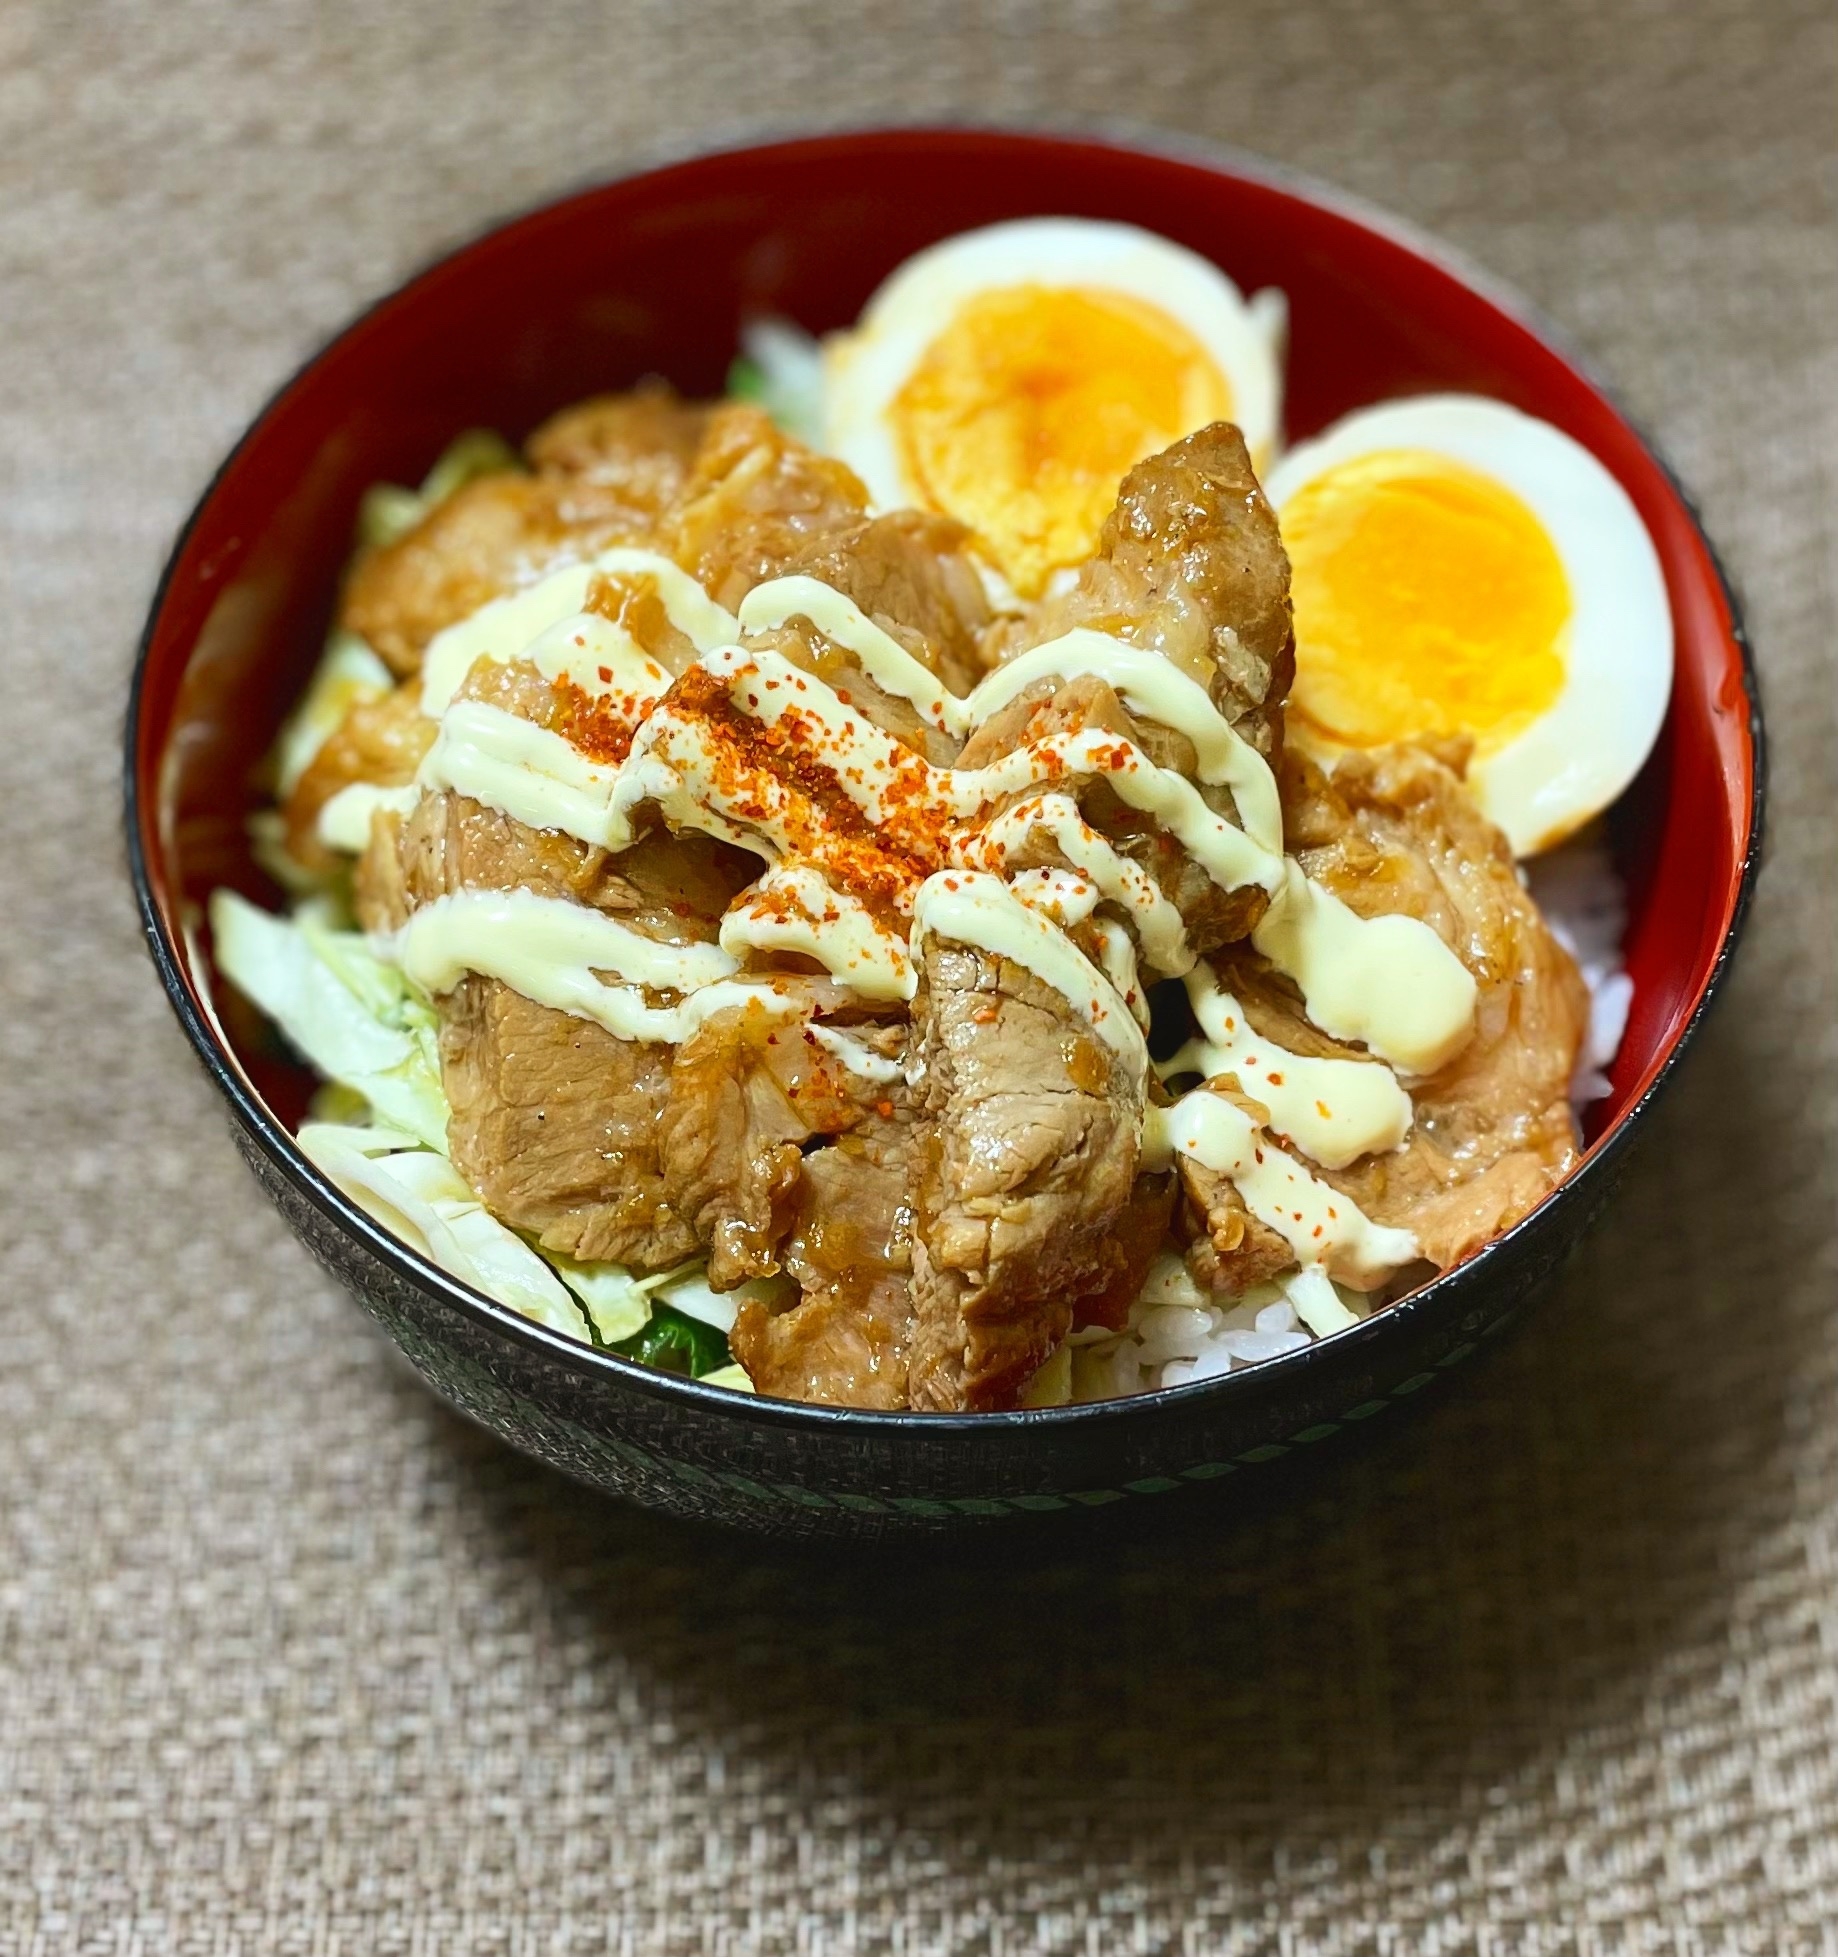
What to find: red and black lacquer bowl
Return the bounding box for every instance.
[127,128,1763,1538]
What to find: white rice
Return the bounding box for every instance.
[1524,834,1635,1108]
[1065,834,1634,1403]
[1069,1257,1363,1402]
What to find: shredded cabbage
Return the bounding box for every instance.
[296,1121,748,1366]
[649,1265,789,1334]
[209,890,449,1150]
[298,1123,591,1338]
[544,1254,659,1345]
[699,1363,756,1394]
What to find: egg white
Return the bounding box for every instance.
[824,218,1286,535]
[1263,395,1674,856]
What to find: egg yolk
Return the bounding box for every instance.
[889,285,1233,597]
[1282,448,1570,759]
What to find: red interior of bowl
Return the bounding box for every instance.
[133,128,1759,1149]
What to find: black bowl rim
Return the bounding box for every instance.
[125,119,1767,1439]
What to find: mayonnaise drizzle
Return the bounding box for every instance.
[420,699,627,844]
[808,1022,905,1084]
[617,639,1285,901]
[737,575,964,734]
[1159,965,1414,1170]
[1089,917,1150,1031]
[523,609,672,703]
[1008,865,1103,926]
[965,628,1284,852]
[393,889,804,1045]
[718,863,916,1001]
[953,792,1192,975]
[315,781,421,852]
[1250,861,1477,1076]
[734,580,1283,852]
[419,548,738,714]
[1143,1089,1418,1288]
[911,871,1147,1077]
[955,730,1287,900]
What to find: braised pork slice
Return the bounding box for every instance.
[283,679,434,875]
[341,474,645,678]
[1175,1135,1298,1301]
[525,386,710,507]
[426,817,749,1271]
[954,671,1267,959]
[1070,1171,1179,1333]
[1254,743,1587,1268]
[657,1005,884,1289]
[780,509,993,701]
[353,641,755,1268]
[731,1108,916,1410]
[907,940,1144,1412]
[962,424,1295,967]
[655,404,871,611]
[441,977,698,1269]
[344,389,712,678]
[983,421,1294,758]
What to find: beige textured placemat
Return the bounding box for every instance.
[4,1,1836,1950]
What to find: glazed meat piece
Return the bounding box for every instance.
[655,404,872,611]
[361,669,755,1270]
[984,420,1294,760]
[907,939,1145,1412]
[344,387,712,679]
[441,977,699,1270]
[780,508,993,701]
[955,671,1268,958]
[282,679,433,874]
[960,424,1296,968]
[354,648,750,935]
[359,617,899,1285]
[1175,1147,1298,1300]
[1068,1171,1179,1333]
[341,474,645,678]
[386,787,742,934]
[1225,742,1588,1269]
[525,386,710,507]
[657,1003,883,1289]
[730,1107,916,1410]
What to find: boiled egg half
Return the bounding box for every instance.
[824,218,1284,600]
[1263,396,1673,855]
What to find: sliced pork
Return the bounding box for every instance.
[657,1003,884,1289]
[984,420,1294,759]
[963,424,1296,968]
[654,404,872,611]
[731,1109,916,1410]
[906,937,1145,1412]
[1201,743,1589,1272]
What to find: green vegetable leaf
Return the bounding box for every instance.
[726,354,766,402]
[610,1304,733,1379]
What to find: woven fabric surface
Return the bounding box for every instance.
[4,1,1836,1950]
